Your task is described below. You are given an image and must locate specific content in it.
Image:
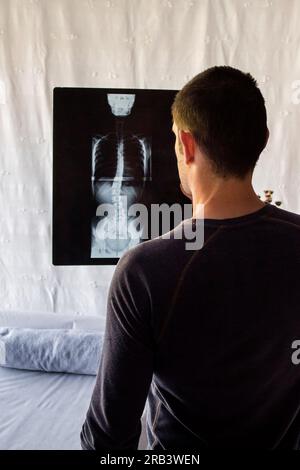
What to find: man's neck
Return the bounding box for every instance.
[191,184,266,220]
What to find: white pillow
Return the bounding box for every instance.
[0,327,104,375]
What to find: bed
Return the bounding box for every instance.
[0,311,147,450]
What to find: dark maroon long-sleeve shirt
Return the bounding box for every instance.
[81,203,300,450]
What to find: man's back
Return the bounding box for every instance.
[81,202,300,450]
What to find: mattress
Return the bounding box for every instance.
[0,365,147,450]
[0,366,96,450]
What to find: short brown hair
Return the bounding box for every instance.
[171,66,268,178]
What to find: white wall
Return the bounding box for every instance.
[0,0,299,316]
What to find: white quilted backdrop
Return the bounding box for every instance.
[0,0,299,317]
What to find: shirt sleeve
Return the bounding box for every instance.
[80,247,154,450]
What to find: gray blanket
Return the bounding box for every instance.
[0,327,104,375]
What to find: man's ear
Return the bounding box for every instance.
[179,129,195,164]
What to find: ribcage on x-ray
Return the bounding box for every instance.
[92,132,150,181]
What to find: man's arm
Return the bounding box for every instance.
[80,248,154,450]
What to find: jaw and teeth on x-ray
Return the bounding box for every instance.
[91,93,152,258]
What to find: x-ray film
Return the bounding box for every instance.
[53,87,191,265]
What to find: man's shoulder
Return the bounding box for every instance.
[263,205,300,242]
[118,205,300,269]
[266,204,300,227]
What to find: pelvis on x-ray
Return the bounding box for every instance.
[91,93,152,258]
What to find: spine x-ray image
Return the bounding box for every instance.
[53,87,189,266]
[91,94,152,258]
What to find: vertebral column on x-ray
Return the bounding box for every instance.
[91,117,150,256]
